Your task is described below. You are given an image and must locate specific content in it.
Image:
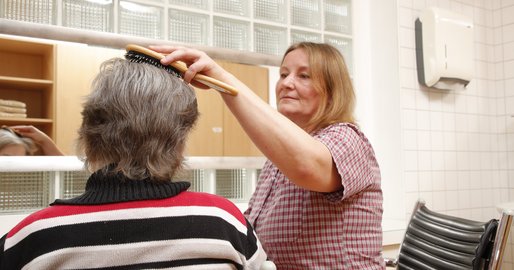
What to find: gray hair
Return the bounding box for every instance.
[77,58,198,181]
[0,128,37,155]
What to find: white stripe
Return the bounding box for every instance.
[6,206,247,250]
[23,239,244,270]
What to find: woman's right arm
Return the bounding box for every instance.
[150,46,342,192]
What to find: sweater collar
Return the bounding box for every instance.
[51,169,190,205]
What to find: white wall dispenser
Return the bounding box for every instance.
[415,7,474,90]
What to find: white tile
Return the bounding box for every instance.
[418,130,431,150]
[431,151,446,170]
[502,0,514,8]
[443,131,457,151]
[403,130,418,149]
[413,0,427,10]
[404,150,419,170]
[455,113,469,132]
[455,93,468,113]
[404,171,419,192]
[466,95,479,114]
[441,92,456,112]
[458,189,471,208]
[431,131,445,150]
[403,109,418,129]
[479,133,492,151]
[429,91,443,111]
[418,151,433,170]
[442,112,456,131]
[401,68,419,89]
[504,42,514,61]
[507,96,514,114]
[445,190,459,209]
[470,170,482,189]
[475,42,489,61]
[402,88,417,108]
[473,6,487,26]
[480,152,494,170]
[418,171,432,191]
[468,133,481,151]
[416,110,431,130]
[437,0,451,9]
[399,0,413,8]
[495,62,504,80]
[443,151,458,170]
[502,5,514,25]
[467,114,480,133]
[400,47,416,69]
[456,132,470,151]
[416,90,431,111]
[432,191,447,211]
[399,27,416,48]
[399,7,414,28]
[444,170,459,189]
[496,97,506,115]
[475,25,488,44]
[505,60,514,79]
[504,24,514,43]
[457,150,471,170]
[506,78,514,97]
[494,27,503,46]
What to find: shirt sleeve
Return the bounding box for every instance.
[316,123,380,202]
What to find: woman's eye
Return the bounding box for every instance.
[299,73,310,79]
[280,73,288,78]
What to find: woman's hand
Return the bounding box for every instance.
[10,125,64,156]
[149,45,229,90]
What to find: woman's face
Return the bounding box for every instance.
[0,144,26,156]
[276,48,320,128]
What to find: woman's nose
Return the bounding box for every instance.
[282,75,295,87]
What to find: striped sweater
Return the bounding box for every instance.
[0,170,266,270]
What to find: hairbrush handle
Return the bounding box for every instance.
[125,44,238,96]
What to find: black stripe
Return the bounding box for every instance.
[4,215,258,269]
[78,258,241,270]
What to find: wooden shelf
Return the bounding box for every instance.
[0,117,53,124]
[0,76,53,91]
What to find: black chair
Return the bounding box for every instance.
[385,200,513,270]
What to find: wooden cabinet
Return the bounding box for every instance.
[55,44,122,154]
[186,61,269,157]
[0,37,56,139]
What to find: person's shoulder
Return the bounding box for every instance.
[179,191,247,222]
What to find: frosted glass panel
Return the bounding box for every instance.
[254,24,287,56]
[324,0,351,34]
[61,171,89,199]
[62,0,113,32]
[0,172,51,212]
[169,0,208,9]
[216,169,248,201]
[290,29,321,44]
[169,9,209,45]
[254,0,286,23]
[291,0,320,29]
[1,0,55,24]
[119,1,163,39]
[213,0,248,17]
[325,35,353,73]
[213,17,250,51]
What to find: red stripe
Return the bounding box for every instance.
[8,191,246,237]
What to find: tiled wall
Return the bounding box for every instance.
[397,0,514,267]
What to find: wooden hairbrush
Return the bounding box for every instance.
[125,44,238,96]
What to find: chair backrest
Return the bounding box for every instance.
[397,200,498,270]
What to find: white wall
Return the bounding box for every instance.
[397,0,514,267]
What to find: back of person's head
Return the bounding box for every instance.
[0,127,37,156]
[77,58,199,181]
[282,42,356,131]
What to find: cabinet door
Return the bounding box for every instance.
[55,44,122,155]
[186,62,269,157]
[219,61,269,157]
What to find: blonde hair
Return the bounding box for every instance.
[77,58,198,181]
[281,42,356,132]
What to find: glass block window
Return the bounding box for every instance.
[213,17,250,51]
[216,169,248,201]
[0,172,52,212]
[290,29,322,44]
[1,0,55,24]
[324,0,351,34]
[213,0,248,17]
[291,0,321,29]
[61,170,89,199]
[119,1,163,39]
[253,0,286,23]
[62,0,113,32]
[169,8,209,46]
[174,169,206,192]
[169,0,208,10]
[325,35,353,73]
[254,24,287,56]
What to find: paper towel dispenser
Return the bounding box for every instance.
[415,8,474,90]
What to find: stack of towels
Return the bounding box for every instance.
[0,99,27,118]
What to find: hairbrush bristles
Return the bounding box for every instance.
[125,50,181,78]
[124,44,238,96]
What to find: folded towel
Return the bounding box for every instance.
[0,111,27,118]
[0,99,26,108]
[0,105,26,113]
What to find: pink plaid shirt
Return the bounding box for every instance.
[245,123,384,269]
